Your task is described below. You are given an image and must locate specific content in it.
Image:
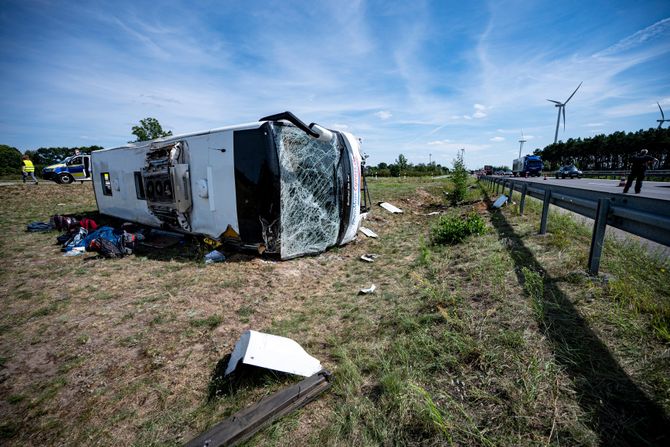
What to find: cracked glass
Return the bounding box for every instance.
[274,125,344,259]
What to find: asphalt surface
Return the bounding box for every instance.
[491,176,670,201]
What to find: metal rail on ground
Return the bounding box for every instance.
[480,176,670,274]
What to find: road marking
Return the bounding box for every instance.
[587,182,617,186]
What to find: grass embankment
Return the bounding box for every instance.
[0,178,668,446]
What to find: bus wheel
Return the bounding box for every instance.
[58,173,74,184]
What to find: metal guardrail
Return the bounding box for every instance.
[480,176,670,274]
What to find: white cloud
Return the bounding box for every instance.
[471,103,488,119]
[490,136,505,142]
[428,139,452,145]
[585,122,604,127]
[594,18,670,57]
[375,110,393,120]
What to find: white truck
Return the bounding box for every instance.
[92,112,370,259]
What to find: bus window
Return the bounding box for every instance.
[134,172,145,200]
[101,172,112,196]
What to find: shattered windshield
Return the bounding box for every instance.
[273,124,345,259]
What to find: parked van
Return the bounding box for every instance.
[91,112,370,259]
[42,154,92,184]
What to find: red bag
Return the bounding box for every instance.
[80,218,98,231]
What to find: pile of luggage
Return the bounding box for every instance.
[44,215,143,258]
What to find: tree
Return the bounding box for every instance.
[131,117,172,142]
[450,150,468,204]
[395,154,409,176]
[0,144,22,177]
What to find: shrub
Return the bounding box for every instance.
[431,213,487,245]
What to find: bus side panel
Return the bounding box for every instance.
[92,146,162,226]
[186,131,240,238]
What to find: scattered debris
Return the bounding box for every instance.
[426,211,440,216]
[379,202,403,214]
[224,330,322,377]
[140,230,183,249]
[185,371,332,447]
[203,236,223,249]
[26,221,54,232]
[359,227,378,238]
[205,250,226,264]
[360,254,378,263]
[492,195,508,209]
[359,284,376,294]
[63,247,86,257]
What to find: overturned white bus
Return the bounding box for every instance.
[92,112,370,259]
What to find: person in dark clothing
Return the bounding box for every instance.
[623,149,657,194]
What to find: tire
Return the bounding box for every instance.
[58,173,74,184]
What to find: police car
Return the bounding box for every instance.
[42,154,92,184]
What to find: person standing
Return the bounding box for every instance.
[22,155,38,184]
[623,149,657,194]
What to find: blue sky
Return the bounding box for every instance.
[1,0,669,168]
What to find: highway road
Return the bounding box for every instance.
[490,176,670,201]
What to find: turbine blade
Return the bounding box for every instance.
[659,102,665,120]
[564,81,582,104]
[547,99,561,104]
[562,107,566,130]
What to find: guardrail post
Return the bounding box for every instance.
[519,184,528,215]
[508,182,514,201]
[588,198,610,275]
[539,189,551,234]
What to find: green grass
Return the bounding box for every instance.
[189,315,223,330]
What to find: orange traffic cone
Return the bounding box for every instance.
[618,176,625,187]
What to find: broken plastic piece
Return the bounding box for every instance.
[224,330,322,377]
[205,250,226,264]
[360,254,377,263]
[492,195,508,209]
[359,284,376,294]
[359,227,378,238]
[426,211,440,216]
[379,202,403,214]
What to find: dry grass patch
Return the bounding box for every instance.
[1,179,668,446]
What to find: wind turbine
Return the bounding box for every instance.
[518,130,527,159]
[547,81,582,144]
[657,102,670,129]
